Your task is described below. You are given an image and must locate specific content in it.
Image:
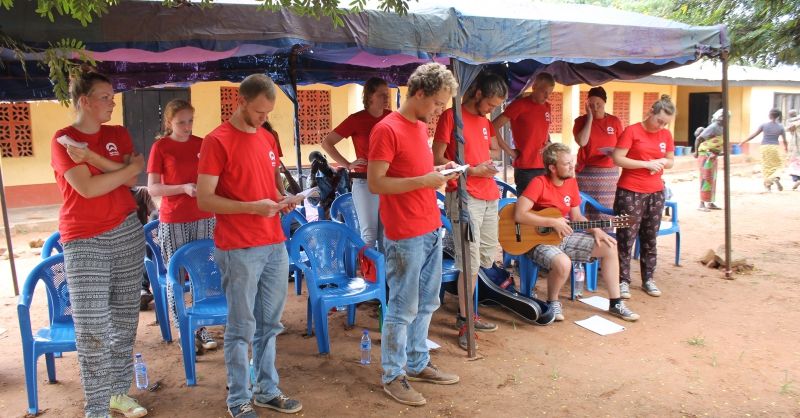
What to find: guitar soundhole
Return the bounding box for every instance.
[536,227,552,235]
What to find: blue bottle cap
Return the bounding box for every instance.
[363,329,369,334]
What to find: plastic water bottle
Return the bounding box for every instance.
[134,353,149,390]
[573,262,585,297]
[360,329,371,365]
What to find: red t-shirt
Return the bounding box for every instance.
[333,109,392,173]
[198,122,285,250]
[51,125,137,242]
[573,114,623,172]
[433,107,500,201]
[147,135,213,224]
[369,112,441,241]
[521,175,581,218]
[615,122,674,193]
[502,98,551,169]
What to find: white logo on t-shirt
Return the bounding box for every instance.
[545,112,551,124]
[482,127,489,140]
[607,127,615,135]
[197,153,200,159]
[106,142,119,156]
[564,195,571,206]
[659,142,666,153]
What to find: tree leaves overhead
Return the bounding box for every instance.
[668,0,799,67]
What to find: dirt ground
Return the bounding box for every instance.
[0,167,799,418]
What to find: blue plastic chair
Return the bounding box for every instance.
[495,178,518,198]
[634,200,681,266]
[143,220,173,342]
[18,254,76,415]
[330,192,361,235]
[281,209,309,295]
[40,231,63,259]
[288,221,386,354]
[168,239,227,385]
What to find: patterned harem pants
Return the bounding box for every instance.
[158,217,216,327]
[613,187,665,285]
[62,213,145,416]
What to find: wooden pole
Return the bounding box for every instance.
[720,52,733,279]
[0,160,19,296]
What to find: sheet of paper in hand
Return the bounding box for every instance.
[57,135,89,149]
[439,164,470,176]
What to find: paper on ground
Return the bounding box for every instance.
[426,338,441,350]
[578,295,609,311]
[574,315,625,336]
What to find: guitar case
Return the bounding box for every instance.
[477,266,555,326]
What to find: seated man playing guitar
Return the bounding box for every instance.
[512,143,639,322]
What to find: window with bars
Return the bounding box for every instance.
[298,90,332,145]
[220,87,239,122]
[0,102,33,157]
[774,93,800,120]
[643,92,660,120]
[548,92,563,134]
[613,91,631,128]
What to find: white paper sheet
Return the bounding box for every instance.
[574,315,625,336]
[426,338,441,350]
[56,135,88,149]
[439,164,470,176]
[578,295,609,311]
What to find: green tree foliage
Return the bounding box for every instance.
[557,0,799,67]
[668,0,799,67]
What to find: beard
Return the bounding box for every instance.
[241,112,259,130]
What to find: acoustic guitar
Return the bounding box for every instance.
[498,203,633,255]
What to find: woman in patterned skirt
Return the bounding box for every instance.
[573,86,623,222]
[146,99,217,352]
[51,70,148,418]
[694,109,727,211]
[740,108,789,192]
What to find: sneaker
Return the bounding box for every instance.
[139,290,153,311]
[457,324,479,351]
[774,177,784,191]
[455,315,498,333]
[383,376,426,406]
[619,282,631,299]
[706,202,722,210]
[109,394,147,418]
[197,327,217,350]
[793,180,800,191]
[407,362,459,385]
[228,402,258,418]
[642,281,662,297]
[609,301,640,322]
[548,300,564,322]
[253,393,302,414]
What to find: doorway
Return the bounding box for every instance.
[687,92,722,150]
[122,88,191,185]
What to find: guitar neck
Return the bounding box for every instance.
[568,220,612,230]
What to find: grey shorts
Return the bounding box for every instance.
[527,231,595,270]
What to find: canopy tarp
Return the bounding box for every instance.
[0,0,727,101]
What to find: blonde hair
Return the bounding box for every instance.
[69,69,111,110]
[533,72,556,88]
[406,63,458,98]
[161,99,195,137]
[650,94,676,116]
[542,142,571,171]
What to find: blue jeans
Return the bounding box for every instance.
[215,243,289,408]
[351,178,380,248]
[381,230,443,384]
